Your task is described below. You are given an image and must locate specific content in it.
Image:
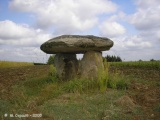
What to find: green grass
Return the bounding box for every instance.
[98,59,109,92]
[154,104,160,112]
[0,100,12,116]
[0,61,33,68]
[3,63,129,119]
[107,70,128,90]
[0,63,149,119]
[39,91,126,120]
[62,78,99,93]
[39,91,144,120]
[110,61,160,69]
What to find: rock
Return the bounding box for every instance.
[114,95,136,113]
[80,51,104,79]
[40,35,114,81]
[40,35,113,54]
[54,53,78,80]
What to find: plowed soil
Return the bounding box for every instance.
[0,65,160,119]
[0,65,50,99]
[111,67,160,119]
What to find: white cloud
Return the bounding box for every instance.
[0,1,122,62]
[129,8,160,31]
[99,21,126,38]
[1,0,159,62]
[129,0,160,31]
[0,20,35,39]
[110,35,152,51]
[0,20,52,46]
[0,46,50,62]
[103,35,154,61]
[135,0,160,8]
[156,31,160,40]
[124,36,152,48]
[116,0,160,61]
[9,0,118,34]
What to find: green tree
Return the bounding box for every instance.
[47,55,55,65]
[104,55,122,62]
[150,59,155,62]
[117,56,122,62]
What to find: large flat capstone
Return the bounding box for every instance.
[40,35,113,54]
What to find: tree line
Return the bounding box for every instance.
[103,55,122,62]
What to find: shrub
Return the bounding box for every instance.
[98,59,109,92]
[47,65,58,83]
[47,55,55,65]
[62,79,82,93]
[107,78,117,89]
[116,78,128,90]
[62,78,98,93]
[107,70,128,90]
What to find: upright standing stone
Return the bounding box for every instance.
[54,53,78,80]
[80,51,104,79]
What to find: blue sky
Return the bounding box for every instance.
[0,0,160,62]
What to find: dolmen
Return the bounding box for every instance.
[40,35,113,80]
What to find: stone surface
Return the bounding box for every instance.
[54,53,78,80]
[40,35,113,54]
[80,51,104,79]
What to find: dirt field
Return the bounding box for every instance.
[0,65,160,119]
[112,67,160,119]
[0,65,49,99]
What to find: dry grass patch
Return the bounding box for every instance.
[0,61,33,68]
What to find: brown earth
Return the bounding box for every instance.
[0,65,160,119]
[0,65,50,99]
[110,67,160,120]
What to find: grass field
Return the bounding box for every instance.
[0,61,33,68]
[0,61,159,119]
[110,61,160,69]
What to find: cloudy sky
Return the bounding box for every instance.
[0,0,160,63]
